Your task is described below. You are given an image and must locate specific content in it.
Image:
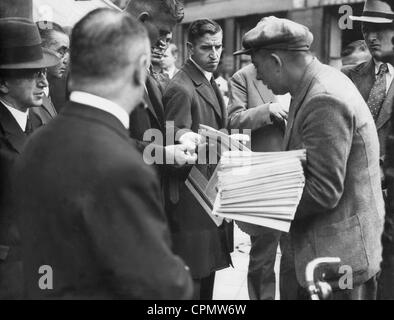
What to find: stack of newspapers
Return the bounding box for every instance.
[212,150,307,232]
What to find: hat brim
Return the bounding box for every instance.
[233,48,252,56]
[350,15,394,23]
[0,49,60,70]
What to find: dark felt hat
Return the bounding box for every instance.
[0,17,59,69]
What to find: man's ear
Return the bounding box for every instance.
[0,79,10,94]
[137,12,150,23]
[186,41,194,57]
[132,53,149,87]
[270,53,283,70]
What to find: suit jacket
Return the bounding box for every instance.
[163,59,233,279]
[31,95,57,125]
[228,64,285,237]
[342,59,394,160]
[0,102,42,299]
[285,59,385,288]
[14,101,193,299]
[228,63,285,152]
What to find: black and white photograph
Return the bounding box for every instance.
[0,0,394,305]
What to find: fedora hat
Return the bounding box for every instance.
[350,0,394,23]
[0,17,59,69]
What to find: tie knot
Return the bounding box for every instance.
[378,63,388,76]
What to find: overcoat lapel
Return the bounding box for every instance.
[184,60,223,120]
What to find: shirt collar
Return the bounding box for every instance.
[0,97,29,131]
[373,58,394,76]
[70,91,130,129]
[190,58,213,82]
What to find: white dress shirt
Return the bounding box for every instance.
[70,91,130,129]
[0,98,29,132]
[374,59,394,93]
[190,58,213,82]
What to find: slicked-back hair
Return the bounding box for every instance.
[188,19,222,45]
[36,21,67,48]
[126,0,184,23]
[70,8,148,82]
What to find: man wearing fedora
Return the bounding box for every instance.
[343,0,394,183]
[237,16,385,299]
[0,17,59,299]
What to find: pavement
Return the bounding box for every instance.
[213,224,281,300]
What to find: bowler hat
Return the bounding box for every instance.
[234,16,313,56]
[0,17,59,69]
[350,0,394,23]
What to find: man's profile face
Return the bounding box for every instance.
[1,69,49,110]
[189,31,223,73]
[362,22,394,60]
[145,10,176,66]
[251,50,284,95]
[46,31,70,79]
[161,45,177,70]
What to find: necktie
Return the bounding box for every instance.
[25,116,33,135]
[367,63,388,122]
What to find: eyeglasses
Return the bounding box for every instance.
[27,68,48,80]
[56,47,69,59]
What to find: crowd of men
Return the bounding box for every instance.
[0,0,394,300]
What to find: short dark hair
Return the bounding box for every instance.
[341,40,368,58]
[126,0,184,23]
[36,21,67,48]
[70,8,148,82]
[188,19,222,44]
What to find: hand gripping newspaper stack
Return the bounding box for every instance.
[213,149,306,232]
[185,124,306,232]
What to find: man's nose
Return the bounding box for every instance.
[37,74,49,88]
[366,31,378,42]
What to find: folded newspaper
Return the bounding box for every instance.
[185,125,306,232]
[213,150,306,233]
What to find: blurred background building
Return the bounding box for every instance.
[172,0,366,76]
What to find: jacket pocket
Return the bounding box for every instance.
[314,215,368,275]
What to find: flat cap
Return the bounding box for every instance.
[234,16,314,55]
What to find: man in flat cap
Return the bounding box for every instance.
[0,17,59,299]
[236,16,385,299]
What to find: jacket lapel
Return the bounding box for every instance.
[352,59,375,101]
[376,78,394,130]
[145,75,164,130]
[184,60,223,120]
[0,102,28,153]
[42,95,57,118]
[283,59,321,150]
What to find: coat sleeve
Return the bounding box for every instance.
[163,82,194,140]
[227,70,272,130]
[295,95,353,220]
[85,159,193,299]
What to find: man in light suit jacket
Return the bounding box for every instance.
[227,63,289,300]
[14,9,193,300]
[163,19,233,300]
[238,16,385,299]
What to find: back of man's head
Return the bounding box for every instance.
[69,8,148,87]
[126,0,184,23]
